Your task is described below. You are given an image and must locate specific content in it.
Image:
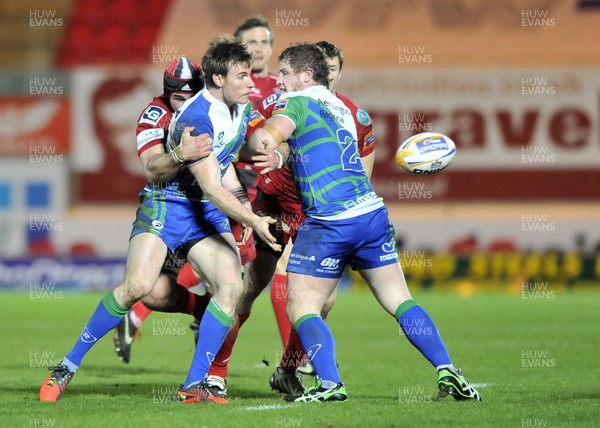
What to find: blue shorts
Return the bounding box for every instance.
[130,190,230,255]
[287,206,399,278]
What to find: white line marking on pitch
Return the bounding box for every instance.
[240,404,294,411]
[471,383,491,388]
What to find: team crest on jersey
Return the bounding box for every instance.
[213,131,225,150]
[140,106,167,125]
[356,109,372,126]
[273,99,288,114]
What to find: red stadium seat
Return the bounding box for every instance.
[29,240,58,257]
[487,239,517,253]
[69,242,97,257]
[448,236,478,254]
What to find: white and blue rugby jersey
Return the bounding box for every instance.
[150,89,252,201]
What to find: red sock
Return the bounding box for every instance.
[131,301,152,327]
[270,273,291,347]
[279,328,305,370]
[208,313,250,378]
[177,262,200,289]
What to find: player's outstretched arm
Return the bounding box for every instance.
[188,155,281,252]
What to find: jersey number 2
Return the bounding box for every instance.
[337,129,361,172]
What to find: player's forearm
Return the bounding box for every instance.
[203,183,260,227]
[143,153,180,182]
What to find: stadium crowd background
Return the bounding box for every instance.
[1,0,599,291]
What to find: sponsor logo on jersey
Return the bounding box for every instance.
[364,129,375,147]
[416,137,448,154]
[320,257,340,270]
[357,108,372,126]
[140,105,167,125]
[249,108,264,127]
[136,128,165,151]
[273,99,288,114]
[152,220,164,230]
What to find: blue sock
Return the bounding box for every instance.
[65,292,128,368]
[396,300,452,367]
[295,314,340,385]
[184,299,233,389]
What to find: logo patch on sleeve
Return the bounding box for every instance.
[263,92,281,108]
[273,99,289,114]
[140,106,167,125]
[356,109,372,126]
[136,128,165,151]
[249,108,264,127]
[364,129,375,147]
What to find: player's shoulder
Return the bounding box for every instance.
[138,95,171,128]
[173,90,211,122]
[336,92,372,127]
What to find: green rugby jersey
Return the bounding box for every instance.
[272,86,383,219]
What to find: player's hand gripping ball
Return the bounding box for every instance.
[396,132,456,175]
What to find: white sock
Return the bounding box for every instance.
[62,357,79,373]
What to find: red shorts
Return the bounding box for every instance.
[230,220,256,265]
[235,162,262,203]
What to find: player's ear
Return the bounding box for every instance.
[212,74,225,88]
[303,67,314,83]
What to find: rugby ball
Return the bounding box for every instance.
[395,132,456,175]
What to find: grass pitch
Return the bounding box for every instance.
[1,288,598,427]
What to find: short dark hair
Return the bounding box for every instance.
[315,41,344,70]
[201,34,253,89]
[278,43,329,88]
[234,15,274,46]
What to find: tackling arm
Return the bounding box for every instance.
[140,127,212,182]
[249,116,295,174]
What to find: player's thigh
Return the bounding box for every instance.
[287,273,338,324]
[186,233,242,296]
[359,263,413,316]
[115,233,168,305]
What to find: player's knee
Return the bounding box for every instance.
[118,278,154,302]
